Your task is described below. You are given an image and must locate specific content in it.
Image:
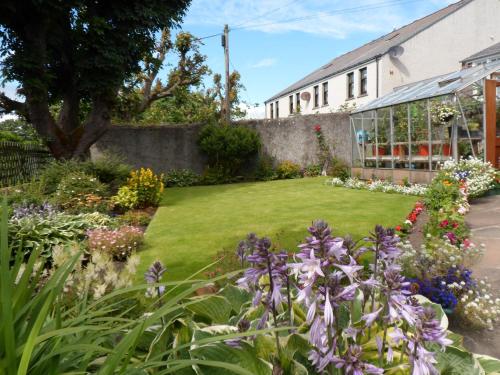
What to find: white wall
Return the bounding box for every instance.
[266,60,380,118]
[381,0,500,94]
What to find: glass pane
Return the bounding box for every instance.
[429,96,454,169]
[363,111,376,168]
[352,117,364,168]
[457,83,485,160]
[377,108,391,168]
[392,104,409,169]
[409,101,429,170]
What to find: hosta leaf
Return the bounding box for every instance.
[474,354,500,374]
[186,296,232,324]
[414,294,448,329]
[285,333,310,357]
[435,345,485,375]
[220,285,251,314]
[190,341,272,375]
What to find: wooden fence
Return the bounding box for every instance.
[0,142,53,187]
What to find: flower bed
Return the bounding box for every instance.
[329,177,428,196]
[400,158,498,329]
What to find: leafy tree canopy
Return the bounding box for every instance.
[0,0,191,159]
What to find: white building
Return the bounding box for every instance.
[461,42,500,67]
[265,0,500,119]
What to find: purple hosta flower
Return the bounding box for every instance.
[237,236,288,328]
[145,261,167,296]
[362,307,382,327]
[333,345,384,375]
[408,342,439,375]
[236,232,258,264]
[336,256,364,283]
[366,225,401,264]
[11,202,56,220]
[415,306,452,348]
[225,319,250,348]
[383,264,418,325]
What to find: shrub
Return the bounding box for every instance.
[51,245,140,300]
[84,152,132,191]
[424,174,461,212]
[327,157,349,180]
[303,164,322,177]
[8,210,98,260]
[53,171,109,213]
[276,160,301,179]
[118,210,152,227]
[200,165,234,185]
[165,168,200,187]
[87,225,144,261]
[198,123,260,177]
[254,154,277,181]
[111,185,139,210]
[4,182,46,208]
[39,160,87,194]
[127,168,164,207]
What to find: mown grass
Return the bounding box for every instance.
[138,177,418,281]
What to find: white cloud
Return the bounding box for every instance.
[183,0,431,38]
[250,58,277,68]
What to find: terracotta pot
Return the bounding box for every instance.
[418,144,430,156]
[442,144,451,156]
[393,145,406,156]
[372,146,386,156]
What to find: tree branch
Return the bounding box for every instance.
[0,92,29,120]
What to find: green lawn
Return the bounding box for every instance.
[139,177,418,281]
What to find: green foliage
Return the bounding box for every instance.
[3,182,46,208]
[8,211,99,260]
[111,186,139,210]
[53,172,109,213]
[118,210,152,227]
[0,119,43,145]
[165,168,200,187]
[39,160,88,195]
[276,160,302,179]
[200,165,235,185]
[327,157,349,180]
[424,174,461,212]
[303,164,322,178]
[127,168,164,207]
[86,152,132,191]
[254,154,277,181]
[198,124,261,177]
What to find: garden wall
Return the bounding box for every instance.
[91,113,351,174]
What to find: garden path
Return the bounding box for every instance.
[452,193,500,358]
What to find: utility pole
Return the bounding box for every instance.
[222,24,231,124]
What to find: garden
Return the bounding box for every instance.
[2,115,500,374]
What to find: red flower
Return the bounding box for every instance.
[314,125,322,132]
[452,222,459,229]
[439,220,449,228]
[395,225,402,231]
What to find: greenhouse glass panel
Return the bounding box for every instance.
[363,111,376,168]
[351,116,364,168]
[392,104,409,169]
[429,96,455,170]
[376,108,391,168]
[409,101,429,170]
[457,82,484,159]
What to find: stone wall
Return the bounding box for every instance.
[91,113,351,174]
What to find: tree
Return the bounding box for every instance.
[115,29,209,122]
[0,118,43,144]
[0,0,191,159]
[208,71,247,121]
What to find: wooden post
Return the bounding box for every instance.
[485,79,499,167]
[223,24,230,124]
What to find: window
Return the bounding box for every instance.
[322,82,329,105]
[295,93,300,112]
[347,72,354,99]
[270,103,274,119]
[313,85,319,108]
[359,67,368,95]
[289,95,293,114]
[275,101,279,118]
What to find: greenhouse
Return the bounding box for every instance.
[350,61,500,183]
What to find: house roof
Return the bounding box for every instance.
[352,60,500,113]
[461,42,500,63]
[265,0,474,103]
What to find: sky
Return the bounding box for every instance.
[179,0,456,118]
[1,0,456,120]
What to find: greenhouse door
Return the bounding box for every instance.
[485,79,500,168]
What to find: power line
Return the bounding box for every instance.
[231,0,422,31]
[232,0,302,29]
